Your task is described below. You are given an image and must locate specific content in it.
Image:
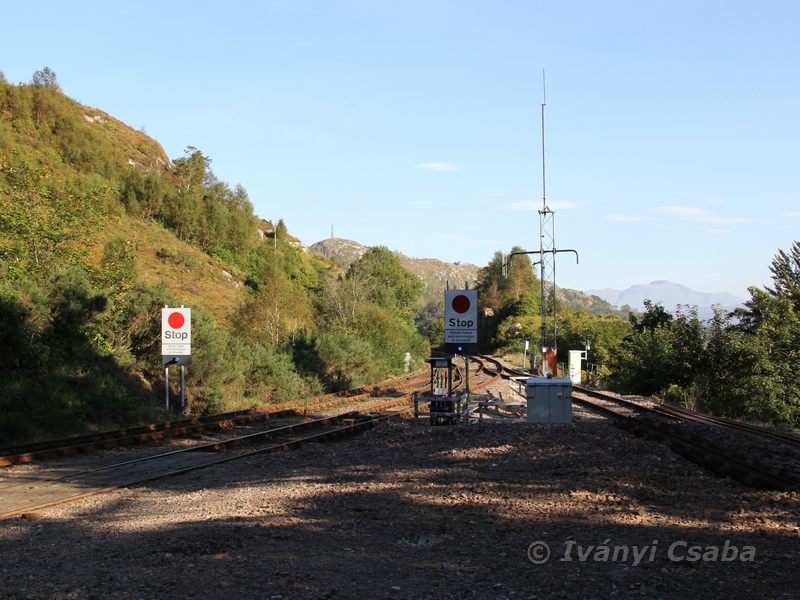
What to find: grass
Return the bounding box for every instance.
[87,215,247,328]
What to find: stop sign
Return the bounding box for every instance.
[167,311,185,329]
[444,289,478,347]
[451,294,471,314]
[162,307,191,364]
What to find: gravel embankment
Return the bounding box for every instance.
[0,381,798,600]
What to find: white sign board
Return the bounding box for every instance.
[444,289,478,344]
[162,307,191,363]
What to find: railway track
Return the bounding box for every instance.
[0,389,422,520]
[0,409,402,520]
[470,355,503,389]
[480,357,799,491]
[0,357,500,520]
[570,386,800,491]
[573,384,800,450]
[654,403,800,449]
[0,370,431,467]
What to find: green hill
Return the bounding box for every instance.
[0,68,427,445]
[310,237,480,302]
[89,216,248,327]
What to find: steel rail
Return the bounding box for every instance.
[655,404,800,449]
[0,393,419,520]
[476,356,797,490]
[0,359,507,519]
[0,371,429,466]
[570,395,798,491]
[573,384,800,449]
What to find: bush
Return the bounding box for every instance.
[312,332,385,391]
[664,384,696,409]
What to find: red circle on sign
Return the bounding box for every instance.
[168,312,185,329]
[452,295,470,314]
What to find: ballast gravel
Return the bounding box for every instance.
[0,382,798,600]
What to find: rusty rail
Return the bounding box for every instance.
[0,392,419,520]
[0,371,429,467]
[566,387,799,490]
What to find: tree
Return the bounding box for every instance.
[275,218,288,240]
[415,299,444,346]
[346,247,423,321]
[0,158,95,279]
[608,321,676,396]
[31,67,61,91]
[607,303,704,396]
[698,308,765,418]
[172,146,211,189]
[320,271,369,327]
[667,305,705,389]
[0,287,40,369]
[236,261,313,345]
[555,311,630,368]
[629,299,672,332]
[768,240,800,311]
[476,251,506,311]
[46,268,107,351]
[504,247,537,303]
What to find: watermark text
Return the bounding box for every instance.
[527,539,756,565]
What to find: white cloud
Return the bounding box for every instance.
[603,214,653,222]
[783,211,800,218]
[508,200,540,211]
[653,205,751,224]
[708,198,728,206]
[416,162,458,171]
[653,206,709,219]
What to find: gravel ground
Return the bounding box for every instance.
[571,388,800,482]
[1,381,798,600]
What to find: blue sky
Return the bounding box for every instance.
[2,0,798,298]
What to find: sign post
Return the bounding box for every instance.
[162,306,191,411]
[443,289,478,355]
[443,289,479,405]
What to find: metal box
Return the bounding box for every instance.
[525,377,573,424]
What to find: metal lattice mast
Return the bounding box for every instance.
[538,73,557,352]
[539,204,556,350]
[505,73,578,373]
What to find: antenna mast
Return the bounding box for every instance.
[537,71,580,375]
[504,72,579,376]
[538,70,556,360]
[541,69,547,210]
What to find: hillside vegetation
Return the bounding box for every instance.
[1,68,796,445]
[311,237,626,317]
[310,237,481,302]
[0,69,428,444]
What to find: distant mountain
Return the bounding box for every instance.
[586,280,744,319]
[309,238,369,267]
[310,238,480,300]
[311,238,629,317]
[557,287,629,318]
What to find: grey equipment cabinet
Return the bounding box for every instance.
[525,377,573,424]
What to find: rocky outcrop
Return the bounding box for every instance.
[310,238,479,298]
